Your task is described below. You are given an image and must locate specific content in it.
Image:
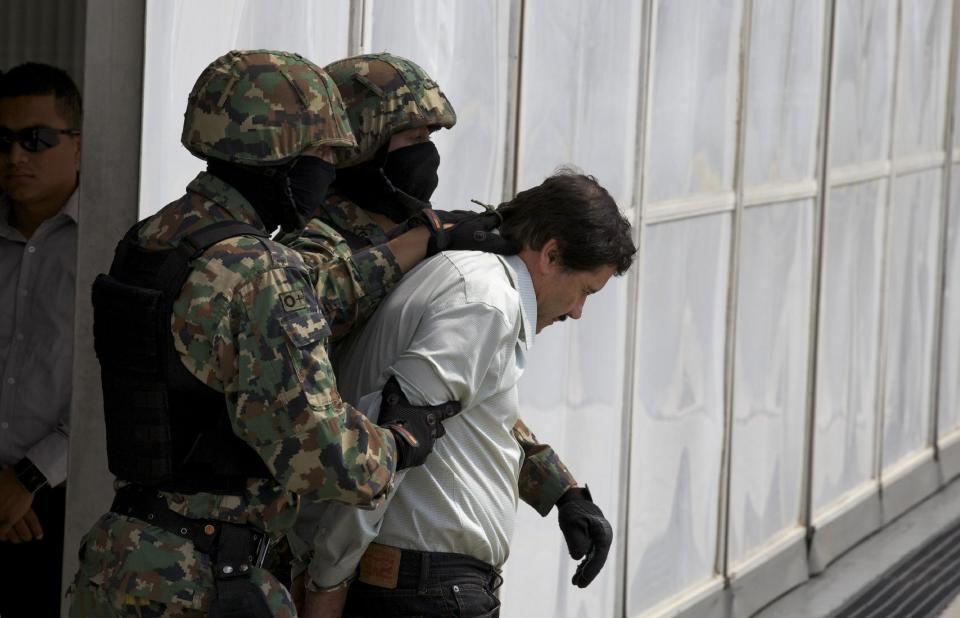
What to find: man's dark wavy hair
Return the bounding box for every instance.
[498,168,636,275]
[0,62,82,128]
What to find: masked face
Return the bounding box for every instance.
[284,156,337,230]
[205,155,336,235]
[330,128,443,223]
[382,141,440,203]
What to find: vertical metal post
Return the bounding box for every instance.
[873,0,904,483]
[801,0,839,535]
[928,0,960,455]
[715,0,754,580]
[619,3,656,613]
[501,0,525,202]
[347,0,371,56]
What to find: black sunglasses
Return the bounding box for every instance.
[0,126,80,153]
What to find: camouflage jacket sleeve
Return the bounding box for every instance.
[286,218,403,343]
[176,241,396,508]
[513,418,578,516]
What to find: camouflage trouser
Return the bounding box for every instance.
[69,583,206,617]
[69,512,296,617]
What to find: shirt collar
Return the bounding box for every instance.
[501,254,537,350]
[60,188,80,223]
[0,188,79,241]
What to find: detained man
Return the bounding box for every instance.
[300,170,636,617]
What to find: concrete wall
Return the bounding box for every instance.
[60,1,144,612]
[0,0,86,85]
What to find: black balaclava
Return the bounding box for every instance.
[332,141,442,223]
[285,157,338,229]
[383,142,440,201]
[207,157,336,234]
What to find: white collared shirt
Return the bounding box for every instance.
[294,250,537,587]
[0,190,78,485]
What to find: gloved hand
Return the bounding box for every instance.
[432,209,481,225]
[556,486,613,588]
[393,208,520,257]
[377,376,461,470]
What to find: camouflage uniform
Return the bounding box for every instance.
[70,51,396,617]
[285,200,402,345]
[289,53,577,517]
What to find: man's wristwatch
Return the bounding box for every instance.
[13,458,48,494]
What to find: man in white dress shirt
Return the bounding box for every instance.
[299,170,636,617]
[0,62,82,618]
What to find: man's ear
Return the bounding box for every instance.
[539,238,561,274]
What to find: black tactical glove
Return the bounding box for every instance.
[431,209,481,225]
[392,207,520,257]
[377,376,461,470]
[556,486,613,588]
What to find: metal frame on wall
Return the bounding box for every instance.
[872,0,941,530]
[718,0,820,614]
[932,0,960,480]
[617,0,655,615]
[627,0,742,615]
[630,0,960,615]
[725,0,833,612]
[347,0,370,56]
[801,0,838,558]
[716,0,754,585]
[807,0,896,573]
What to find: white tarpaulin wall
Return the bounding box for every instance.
[136,0,960,616]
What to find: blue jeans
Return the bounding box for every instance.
[344,548,502,618]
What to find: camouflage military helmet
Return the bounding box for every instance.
[323,53,456,167]
[182,49,356,166]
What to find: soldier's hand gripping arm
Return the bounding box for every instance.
[291,379,462,616]
[375,375,461,469]
[218,262,396,507]
[288,216,486,344]
[556,486,613,588]
[391,207,521,257]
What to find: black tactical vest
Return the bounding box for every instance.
[92,220,274,494]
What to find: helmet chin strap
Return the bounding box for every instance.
[331,142,434,223]
[381,186,432,222]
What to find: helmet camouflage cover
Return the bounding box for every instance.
[182,49,356,166]
[323,53,456,167]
